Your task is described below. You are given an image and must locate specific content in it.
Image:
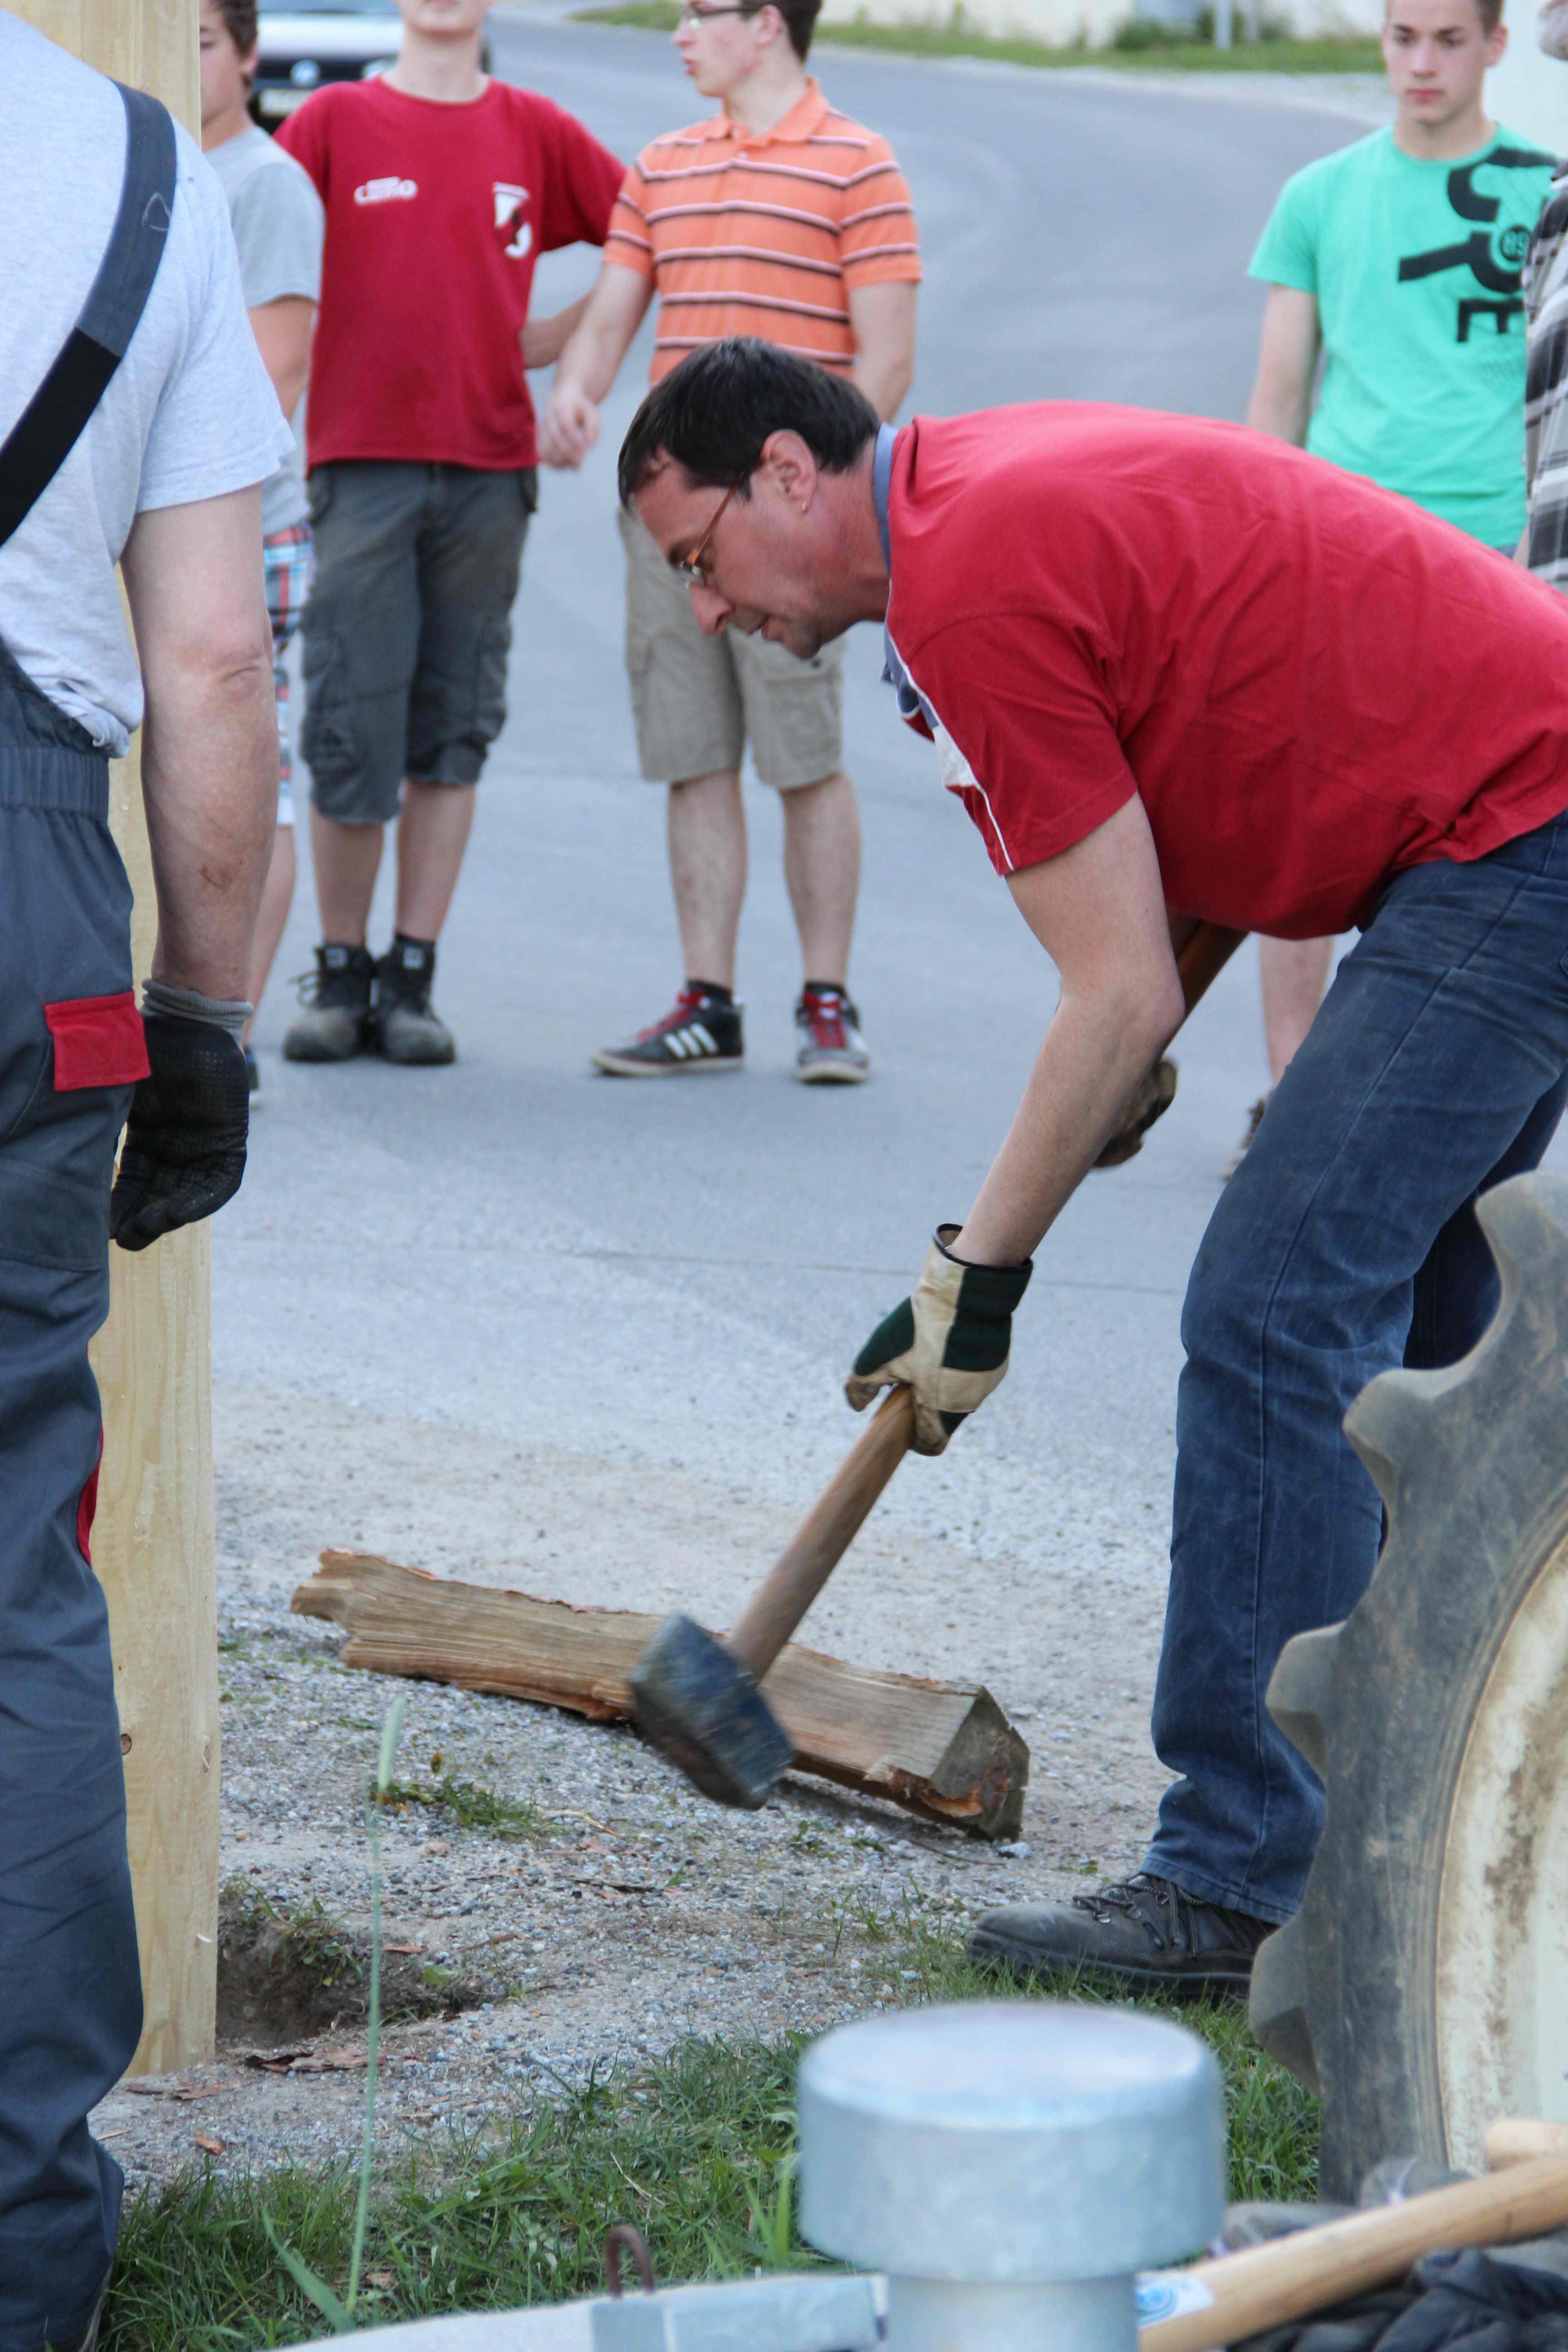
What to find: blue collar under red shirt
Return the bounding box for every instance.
[874,421,932,730]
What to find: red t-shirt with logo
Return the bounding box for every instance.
[278,78,622,471]
[884,405,1568,936]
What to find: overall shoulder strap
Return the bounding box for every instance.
[0,82,178,551]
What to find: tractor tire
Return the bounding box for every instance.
[1250,1169,1568,2201]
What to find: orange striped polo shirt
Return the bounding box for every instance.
[604,79,920,382]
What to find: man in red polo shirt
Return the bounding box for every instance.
[276,0,622,1066]
[617,337,1568,1994]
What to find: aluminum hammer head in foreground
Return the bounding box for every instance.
[631,1612,793,1810]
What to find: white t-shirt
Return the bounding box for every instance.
[0,14,292,752]
[206,123,323,538]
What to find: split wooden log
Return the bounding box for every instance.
[293,1551,1029,1839]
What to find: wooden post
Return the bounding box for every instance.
[11,0,217,2078]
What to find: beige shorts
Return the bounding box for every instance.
[618,504,844,790]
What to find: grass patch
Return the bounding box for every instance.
[571,1,1383,71]
[375,1773,550,1842]
[110,1892,1317,2345]
[107,2039,811,2348]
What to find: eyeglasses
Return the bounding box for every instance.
[676,3,763,22]
[676,465,752,587]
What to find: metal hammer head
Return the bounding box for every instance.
[631,1614,794,1810]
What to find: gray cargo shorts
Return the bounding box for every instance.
[301,460,536,825]
[617,504,844,789]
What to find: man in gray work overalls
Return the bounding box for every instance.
[0,14,289,2344]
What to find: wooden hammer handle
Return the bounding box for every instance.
[727,1386,914,1679]
[1141,2146,1568,2352]
[726,929,1243,1685]
[1489,2119,1568,2168]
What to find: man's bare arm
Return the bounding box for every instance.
[848,280,917,422]
[522,292,590,371]
[950,795,1185,1267]
[249,294,314,419]
[537,263,654,468]
[120,487,278,1001]
[1245,284,1321,445]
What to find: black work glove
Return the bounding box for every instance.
[110,1013,250,1252]
[846,1224,1033,1456]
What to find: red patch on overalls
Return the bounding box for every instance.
[78,1429,103,1567]
[44,992,150,1090]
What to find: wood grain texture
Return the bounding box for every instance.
[295,1552,1029,1839]
[1141,2152,1568,2352]
[12,0,214,2076]
[16,0,198,124]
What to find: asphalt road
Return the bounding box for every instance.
[219,37,1436,1769]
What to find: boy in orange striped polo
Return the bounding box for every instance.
[539,0,919,1083]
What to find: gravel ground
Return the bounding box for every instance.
[91,1384,1173,2194]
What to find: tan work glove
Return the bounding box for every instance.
[846,1225,1033,1456]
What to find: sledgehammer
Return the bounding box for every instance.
[634,920,1246,1812]
[632,1385,916,1808]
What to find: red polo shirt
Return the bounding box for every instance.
[884,405,1568,936]
[279,78,622,472]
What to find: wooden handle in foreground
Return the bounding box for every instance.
[1140,2148,1568,2352]
[1488,2119,1568,2170]
[727,1386,915,1680]
[1176,921,1248,1019]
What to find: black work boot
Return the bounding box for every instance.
[282,943,374,1063]
[967,1872,1273,2000]
[372,936,456,1066]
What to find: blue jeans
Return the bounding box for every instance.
[1145,811,1568,1926]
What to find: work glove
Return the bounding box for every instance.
[1094,1057,1178,1169]
[110,1013,250,1252]
[846,1225,1032,1457]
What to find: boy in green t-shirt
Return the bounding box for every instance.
[1228,0,1555,1156]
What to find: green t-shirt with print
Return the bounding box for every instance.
[1249,124,1557,548]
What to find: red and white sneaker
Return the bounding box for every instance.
[591,986,745,1077]
[794,985,870,1085]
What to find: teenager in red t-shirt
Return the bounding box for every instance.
[275,0,622,1065]
[620,340,1568,1994]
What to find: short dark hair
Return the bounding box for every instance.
[213,0,260,57]
[1384,0,1501,31]
[617,338,879,508]
[768,0,823,59]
